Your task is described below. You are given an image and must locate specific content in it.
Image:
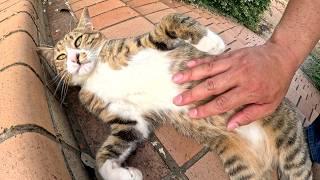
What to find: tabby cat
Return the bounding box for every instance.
[37,8,312,180]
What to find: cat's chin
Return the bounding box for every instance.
[78,61,96,76]
[68,61,95,76]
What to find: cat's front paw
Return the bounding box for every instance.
[193,29,225,55]
[99,160,143,180]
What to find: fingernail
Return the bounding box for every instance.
[187,61,196,67]
[173,95,183,104]
[188,109,198,117]
[172,73,183,82]
[227,122,239,131]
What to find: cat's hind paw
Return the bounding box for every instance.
[99,160,143,180]
[193,29,225,55]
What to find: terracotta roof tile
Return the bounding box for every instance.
[0,133,71,179]
[0,67,54,132]
[0,12,38,43]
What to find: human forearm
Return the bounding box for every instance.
[270,0,320,71]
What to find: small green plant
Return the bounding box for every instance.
[301,54,320,90]
[183,0,271,30]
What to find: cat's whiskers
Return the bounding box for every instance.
[60,78,66,104]
[54,71,67,97]
[49,73,62,87]
[61,76,70,105]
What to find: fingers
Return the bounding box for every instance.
[172,59,231,84]
[186,57,213,68]
[173,72,237,105]
[227,104,275,131]
[187,88,253,118]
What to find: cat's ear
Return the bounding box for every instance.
[36,47,54,60]
[36,47,55,70]
[77,7,93,31]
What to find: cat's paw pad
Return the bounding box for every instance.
[99,160,143,180]
[193,29,225,55]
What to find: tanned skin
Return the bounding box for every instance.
[172,0,320,130]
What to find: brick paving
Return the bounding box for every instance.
[68,0,320,179]
[0,0,319,179]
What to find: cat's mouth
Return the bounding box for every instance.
[67,59,96,76]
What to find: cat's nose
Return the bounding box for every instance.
[72,52,80,64]
[76,53,80,64]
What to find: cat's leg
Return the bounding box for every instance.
[149,13,225,54]
[277,123,313,180]
[97,117,149,180]
[78,90,150,180]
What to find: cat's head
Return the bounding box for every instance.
[37,8,105,86]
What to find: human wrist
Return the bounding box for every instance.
[266,34,303,76]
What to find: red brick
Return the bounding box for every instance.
[127,0,158,8]
[155,125,203,166]
[92,7,139,30]
[87,0,125,17]
[193,8,204,15]
[208,23,228,34]
[185,11,201,19]
[102,17,154,38]
[175,6,190,14]
[134,2,169,15]
[231,26,244,37]
[69,0,81,4]
[71,0,105,12]
[197,17,214,26]
[227,40,244,50]
[185,152,228,180]
[160,0,182,8]
[219,30,237,45]
[200,10,213,19]
[145,8,176,24]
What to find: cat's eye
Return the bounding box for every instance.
[56,54,66,60]
[74,35,83,48]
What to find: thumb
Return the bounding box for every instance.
[227,104,273,131]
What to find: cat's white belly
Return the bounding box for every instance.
[83,48,187,116]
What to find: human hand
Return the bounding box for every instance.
[172,41,300,130]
